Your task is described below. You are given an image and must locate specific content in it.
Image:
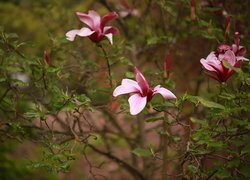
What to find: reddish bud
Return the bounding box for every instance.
[234,32,240,49]
[190,0,196,20]
[44,51,50,66]
[165,53,171,79]
[224,16,231,38]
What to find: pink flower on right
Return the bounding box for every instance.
[200,32,248,83]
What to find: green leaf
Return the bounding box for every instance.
[186,95,225,109]
[132,148,152,157]
[223,60,242,73]
[227,158,240,168]
[216,168,231,178]
[242,144,250,154]
[190,117,207,126]
[241,166,250,177]
[198,97,225,109]
[187,165,198,173]
[125,72,135,79]
[146,116,164,122]
[119,57,133,66]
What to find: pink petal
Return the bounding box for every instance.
[113,79,140,97]
[119,11,129,18]
[104,33,113,45]
[223,50,236,66]
[131,10,140,17]
[204,72,222,82]
[201,52,223,72]
[88,10,101,29]
[200,58,218,72]
[218,44,231,52]
[76,12,94,29]
[153,85,176,99]
[232,44,238,53]
[65,28,95,41]
[134,67,150,96]
[128,94,147,115]
[101,12,118,29]
[236,47,247,57]
[103,26,120,35]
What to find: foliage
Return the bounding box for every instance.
[0,0,250,179]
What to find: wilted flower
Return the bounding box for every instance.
[113,67,176,115]
[118,0,140,18]
[66,10,119,45]
[200,50,242,83]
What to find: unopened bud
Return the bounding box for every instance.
[44,51,50,66]
[234,32,240,49]
[190,0,196,20]
[224,16,231,38]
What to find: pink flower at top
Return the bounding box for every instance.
[118,0,140,18]
[200,50,242,83]
[66,10,119,45]
[113,67,176,115]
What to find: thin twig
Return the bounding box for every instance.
[98,44,113,88]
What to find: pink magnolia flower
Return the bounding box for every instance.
[200,50,242,83]
[118,0,140,18]
[66,10,119,45]
[217,32,247,61]
[113,67,176,115]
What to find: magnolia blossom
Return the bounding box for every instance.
[66,10,119,44]
[217,32,247,61]
[118,0,140,18]
[113,67,176,115]
[201,32,247,83]
[200,50,242,82]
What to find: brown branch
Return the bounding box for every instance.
[86,143,145,180]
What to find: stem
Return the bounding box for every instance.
[137,114,145,148]
[98,44,113,88]
[162,112,169,180]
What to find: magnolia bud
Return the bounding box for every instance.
[224,16,231,38]
[44,50,50,66]
[190,0,196,20]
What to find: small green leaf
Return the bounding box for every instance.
[186,95,225,109]
[132,148,152,157]
[198,98,225,109]
[216,168,231,178]
[241,166,250,177]
[125,72,135,79]
[146,116,164,122]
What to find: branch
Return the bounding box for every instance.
[86,143,145,180]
